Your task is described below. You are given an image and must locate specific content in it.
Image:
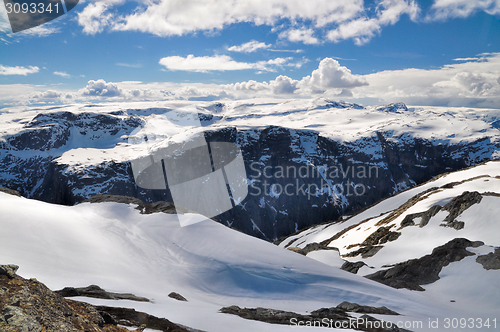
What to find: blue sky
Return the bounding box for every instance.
[0,0,499,108]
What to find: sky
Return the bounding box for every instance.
[0,0,499,108]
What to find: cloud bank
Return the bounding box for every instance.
[3,54,499,109]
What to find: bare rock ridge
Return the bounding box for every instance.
[365,238,484,291]
[219,303,408,332]
[55,285,150,302]
[0,264,193,332]
[83,194,177,214]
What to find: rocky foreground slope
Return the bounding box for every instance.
[0,265,191,332]
[1,99,499,240]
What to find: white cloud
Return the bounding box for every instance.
[327,0,420,45]
[81,79,123,97]
[270,75,299,94]
[2,54,499,108]
[0,65,39,75]
[159,55,254,72]
[54,71,70,78]
[78,2,116,35]
[228,40,271,53]
[300,58,368,91]
[428,0,500,20]
[355,52,500,107]
[159,54,296,72]
[279,28,319,45]
[30,90,62,99]
[116,63,143,68]
[110,0,363,37]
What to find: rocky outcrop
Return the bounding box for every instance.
[343,245,384,259]
[168,292,188,302]
[219,305,409,332]
[83,194,177,214]
[0,188,21,197]
[341,261,367,274]
[0,265,131,332]
[365,238,484,291]
[287,242,339,256]
[440,191,482,229]
[361,226,401,246]
[336,301,400,315]
[476,248,500,270]
[55,285,150,302]
[399,204,442,229]
[96,306,195,332]
[0,264,193,332]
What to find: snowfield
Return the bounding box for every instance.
[280,161,500,323]
[0,190,479,332]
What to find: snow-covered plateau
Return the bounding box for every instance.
[1,98,499,240]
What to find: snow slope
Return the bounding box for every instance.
[0,191,466,332]
[280,161,500,321]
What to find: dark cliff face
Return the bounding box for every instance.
[0,107,498,241]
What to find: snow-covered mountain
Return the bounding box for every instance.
[0,189,490,332]
[1,98,499,240]
[278,160,500,319]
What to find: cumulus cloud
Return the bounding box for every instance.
[225,57,366,96]
[159,54,297,72]
[30,90,62,99]
[300,58,368,91]
[279,28,319,44]
[2,55,500,108]
[78,2,117,35]
[428,0,500,20]
[228,40,271,53]
[0,65,39,75]
[327,0,420,45]
[270,75,300,94]
[81,79,123,97]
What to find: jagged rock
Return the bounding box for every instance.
[0,266,127,331]
[168,292,188,302]
[476,248,500,270]
[336,301,400,315]
[399,204,442,229]
[0,265,194,332]
[55,285,150,302]
[365,238,484,291]
[219,306,307,325]
[442,191,482,225]
[2,305,42,332]
[343,245,384,259]
[442,220,465,230]
[362,226,401,246]
[341,261,367,274]
[97,305,193,332]
[0,265,19,279]
[287,242,339,256]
